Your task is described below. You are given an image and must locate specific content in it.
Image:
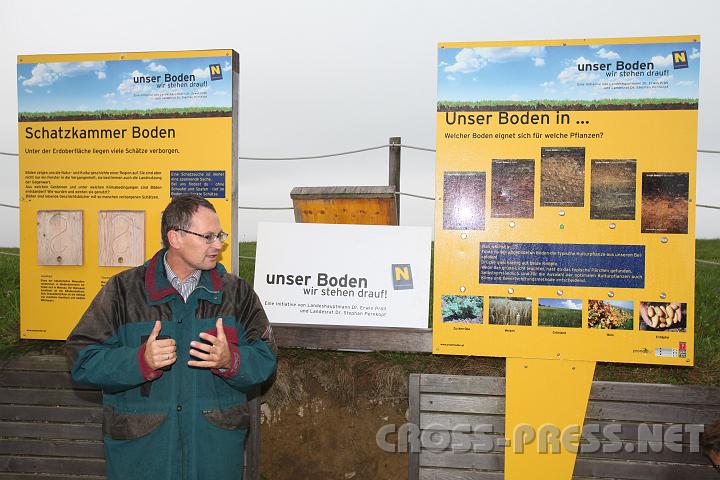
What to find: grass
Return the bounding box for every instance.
[18,107,232,121]
[437,98,699,110]
[1,241,719,386]
[538,306,582,328]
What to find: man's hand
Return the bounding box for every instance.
[144,321,176,370]
[188,318,232,370]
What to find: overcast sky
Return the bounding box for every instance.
[1,0,718,246]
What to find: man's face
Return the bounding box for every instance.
[171,206,224,276]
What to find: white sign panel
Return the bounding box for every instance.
[254,222,431,328]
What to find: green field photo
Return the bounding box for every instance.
[538,298,582,328]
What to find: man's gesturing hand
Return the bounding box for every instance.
[188,318,232,370]
[143,321,177,370]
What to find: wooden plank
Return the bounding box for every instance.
[419,375,505,395]
[426,431,706,465]
[408,374,421,480]
[1,388,101,407]
[420,413,504,433]
[420,451,503,471]
[420,468,503,480]
[0,474,104,480]
[0,405,102,423]
[0,438,104,458]
[98,210,145,267]
[580,421,703,443]
[590,381,720,406]
[272,324,432,352]
[37,210,83,266]
[292,197,398,225]
[574,457,717,480]
[0,456,105,476]
[0,371,95,390]
[290,186,397,198]
[585,400,720,424]
[0,355,69,372]
[0,422,102,441]
[579,441,708,465]
[420,394,505,415]
[245,386,260,480]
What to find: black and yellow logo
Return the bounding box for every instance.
[672,51,688,69]
[209,64,223,80]
[391,264,413,290]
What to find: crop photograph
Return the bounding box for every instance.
[488,296,532,326]
[639,301,687,332]
[587,299,634,330]
[491,159,535,218]
[538,298,582,328]
[443,172,486,230]
[441,295,483,324]
[590,159,636,220]
[641,172,689,234]
[540,147,585,207]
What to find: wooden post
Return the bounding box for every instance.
[389,137,401,222]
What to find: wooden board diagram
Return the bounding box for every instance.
[98,211,145,267]
[37,211,83,266]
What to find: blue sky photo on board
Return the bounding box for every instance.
[17,56,232,115]
[437,41,700,104]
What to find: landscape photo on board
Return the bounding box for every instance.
[538,298,582,328]
[488,296,532,326]
[641,172,689,234]
[639,301,687,332]
[441,295,484,324]
[491,159,535,218]
[540,147,586,207]
[590,160,636,220]
[443,172,486,230]
[587,299,634,330]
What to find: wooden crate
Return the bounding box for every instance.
[408,373,720,480]
[290,186,398,225]
[0,355,262,480]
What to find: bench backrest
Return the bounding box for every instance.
[408,373,720,480]
[0,354,260,480]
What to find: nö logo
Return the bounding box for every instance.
[391,264,413,290]
[672,51,688,69]
[209,64,223,80]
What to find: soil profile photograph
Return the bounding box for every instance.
[491,159,535,218]
[488,296,532,326]
[641,172,689,234]
[590,160,636,220]
[639,301,687,332]
[540,147,585,207]
[538,298,582,328]
[443,172,486,230]
[441,295,483,324]
[588,300,633,330]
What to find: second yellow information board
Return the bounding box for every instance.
[433,36,700,366]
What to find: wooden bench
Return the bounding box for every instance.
[408,374,720,480]
[0,355,261,480]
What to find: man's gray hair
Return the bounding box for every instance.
[161,195,216,248]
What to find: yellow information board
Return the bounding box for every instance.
[18,50,238,340]
[433,36,700,366]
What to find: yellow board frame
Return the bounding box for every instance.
[18,50,238,339]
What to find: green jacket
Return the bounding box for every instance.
[66,250,277,480]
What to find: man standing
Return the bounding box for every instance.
[66,195,276,480]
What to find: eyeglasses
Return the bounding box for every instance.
[176,228,228,244]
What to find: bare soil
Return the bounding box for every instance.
[540,148,585,207]
[491,160,534,218]
[590,160,636,220]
